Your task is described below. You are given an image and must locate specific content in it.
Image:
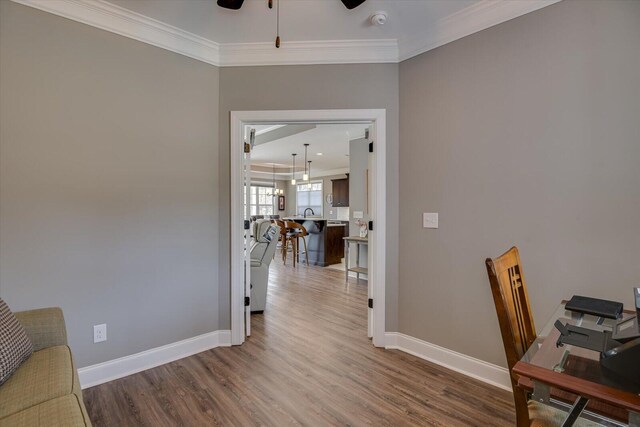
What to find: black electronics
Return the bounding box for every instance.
[565,295,623,320]
[555,288,640,387]
[554,320,620,353]
[612,288,640,342]
[601,337,640,386]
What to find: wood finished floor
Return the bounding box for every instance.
[84,259,515,426]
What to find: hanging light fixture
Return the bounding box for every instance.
[307,160,312,182]
[303,143,309,181]
[290,153,297,185]
[268,164,282,196]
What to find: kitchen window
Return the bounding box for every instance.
[245,185,275,216]
[296,181,322,216]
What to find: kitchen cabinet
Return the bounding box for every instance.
[331,176,349,207]
[284,218,347,266]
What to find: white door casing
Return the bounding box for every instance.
[243,128,253,337]
[230,109,386,346]
[367,125,374,339]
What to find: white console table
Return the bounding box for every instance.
[343,236,368,282]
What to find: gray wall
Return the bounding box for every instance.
[5,0,634,374]
[276,179,297,217]
[0,1,220,367]
[219,65,400,330]
[398,0,640,367]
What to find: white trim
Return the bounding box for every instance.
[12,0,560,66]
[78,330,231,389]
[399,0,562,61]
[385,332,511,392]
[230,111,245,345]
[252,167,350,180]
[231,109,386,347]
[218,39,398,66]
[11,0,221,66]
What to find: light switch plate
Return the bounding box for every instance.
[353,211,364,219]
[423,212,438,229]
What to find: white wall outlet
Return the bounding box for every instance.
[93,324,107,343]
[423,212,439,229]
[329,210,333,215]
[353,211,364,219]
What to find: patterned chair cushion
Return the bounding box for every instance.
[0,395,88,427]
[0,299,33,385]
[0,345,78,418]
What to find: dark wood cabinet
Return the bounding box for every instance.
[331,176,349,207]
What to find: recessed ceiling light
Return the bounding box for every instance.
[316,152,323,156]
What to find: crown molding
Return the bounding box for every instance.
[399,0,562,61]
[11,0,221,65]
[12,0,561,66]
[219,39,398,67]
[11,0,397,66]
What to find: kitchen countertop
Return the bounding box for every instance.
[284,217,343,222]
[284,217,348,228]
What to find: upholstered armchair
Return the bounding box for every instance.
[250,219,280,313]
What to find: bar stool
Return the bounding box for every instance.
[284,221,309,267]
[273,219,299,266]
[272,219,289,263]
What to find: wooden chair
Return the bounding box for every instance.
[486,247,536,426]
[486,247,598,427]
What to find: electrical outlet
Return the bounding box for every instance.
[93,324,107,343]
[353,211,364,219]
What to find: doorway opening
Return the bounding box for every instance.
[230,110,387,347]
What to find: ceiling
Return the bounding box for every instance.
[107,0,473,46]
[250,123,369,179]
[15,0,560,65]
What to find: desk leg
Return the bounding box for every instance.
[630,411,640,427]
[561,396,589,427]
[356,243,360,282]
[345,241,349,283]
[532,381,550,404]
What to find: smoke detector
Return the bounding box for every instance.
[369,11,387,26]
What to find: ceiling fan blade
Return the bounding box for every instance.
[217,0,245,10]
[340,0,366,9]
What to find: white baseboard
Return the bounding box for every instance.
[78,330,231,389]
[385,332,511,392]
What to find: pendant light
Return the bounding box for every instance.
[290,153,297,185]
[303,143,309,181]
[269,165,282,196]
[307,160,312,182]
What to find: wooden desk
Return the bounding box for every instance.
[513,303,640,426]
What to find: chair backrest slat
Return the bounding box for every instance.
[485,246,536,426]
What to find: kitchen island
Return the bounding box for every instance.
[283,217,348,266]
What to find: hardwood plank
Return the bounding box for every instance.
[84,260,515,426]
